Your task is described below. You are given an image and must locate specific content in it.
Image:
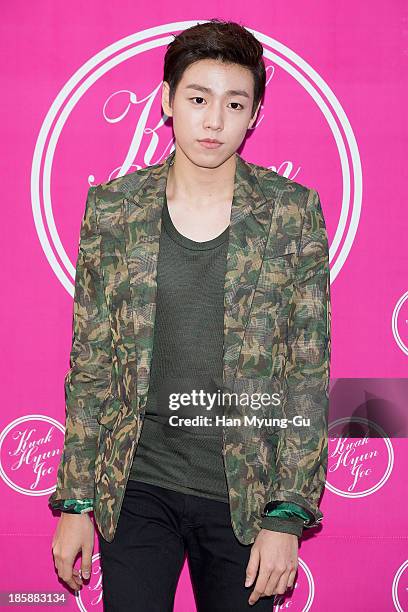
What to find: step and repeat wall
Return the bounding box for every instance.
[1,2,407,610]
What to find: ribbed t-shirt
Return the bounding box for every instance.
[128,194,230,502]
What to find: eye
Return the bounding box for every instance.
[229,102,244,110]
[190,97,206,105]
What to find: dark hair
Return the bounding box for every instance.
[163,19,266,118]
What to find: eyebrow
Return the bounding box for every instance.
[184,83,250,99]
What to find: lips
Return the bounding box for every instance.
[198,139,223,149]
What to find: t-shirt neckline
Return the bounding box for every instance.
[162,193,230,251]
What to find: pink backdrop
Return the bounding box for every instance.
[2,1,407,610]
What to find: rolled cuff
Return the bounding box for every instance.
[260,515,304,538]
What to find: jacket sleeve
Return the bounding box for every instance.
[48,186,113,508]
[265,188,331,529]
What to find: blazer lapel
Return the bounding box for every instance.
[124,150,274,411]
[221,156,273,393]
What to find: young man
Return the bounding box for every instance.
[49,19,331,611]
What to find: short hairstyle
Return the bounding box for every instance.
[163,19,266,118]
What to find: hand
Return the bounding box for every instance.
[245,529,298,605]
[51,513,94,592]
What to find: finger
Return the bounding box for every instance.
[58,561,82,592]
[72,568,83,587]
[248,566,270,605]
[245,547,260,587]
[67,577,82,592]
[81,547,93,580]
[287,567,297,590]
[60,571,82,592]
[264,573,279,597]
[274,572,291,596]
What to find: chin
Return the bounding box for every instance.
[195,146,234,167]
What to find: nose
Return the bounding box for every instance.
[203,101,223,131]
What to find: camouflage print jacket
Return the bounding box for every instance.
[48,149,331,545]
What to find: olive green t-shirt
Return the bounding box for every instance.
[128,194,230,502]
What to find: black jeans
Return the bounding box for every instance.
[98,480,275,611]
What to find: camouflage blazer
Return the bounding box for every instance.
[48,149,331,545]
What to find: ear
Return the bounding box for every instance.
[248,100,261,128]
[162,81,173,117]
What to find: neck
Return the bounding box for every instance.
[166,147,237,208]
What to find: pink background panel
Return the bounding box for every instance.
[1,1,407,610]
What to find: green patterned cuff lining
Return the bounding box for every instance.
[263,502,312,523]
[55,498,94,514]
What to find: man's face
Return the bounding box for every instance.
[162,58,261,167]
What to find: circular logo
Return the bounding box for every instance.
[32,20,361,295]
[0,415,65,495]
[326,417,394,497]
[392,289,408,355]
[392,559,408,612]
